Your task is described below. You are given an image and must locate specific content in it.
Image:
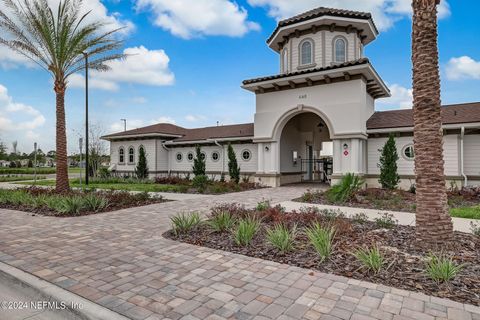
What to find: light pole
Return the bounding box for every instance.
[33,142,37,185]
[83,51,89,186]
[79,138,83,188]
[121,119,126,131]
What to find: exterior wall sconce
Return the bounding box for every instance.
[265,145,270,151]
[343,143,348,150]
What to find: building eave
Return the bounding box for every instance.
[101,132,184,141]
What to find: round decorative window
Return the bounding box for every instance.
[187,152,194,161]
[242,149,251,161]
[403,145,415,160]
[212,151,220,162]
[200,152,206,161]
[176,152,183,162]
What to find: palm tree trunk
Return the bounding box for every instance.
[412,0,453,245]
[54,80,70,193]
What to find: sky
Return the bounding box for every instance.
[0,0,479,154]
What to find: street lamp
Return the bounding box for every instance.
[83,51,89,186]
[79,138,83,188]
[33,142,37,185]
[121,119,126,131]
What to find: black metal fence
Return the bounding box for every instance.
[300,158,333,183]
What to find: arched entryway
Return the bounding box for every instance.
[279,112,333,184]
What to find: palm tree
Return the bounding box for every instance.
[411,0,453,245]
[0,0,124,192]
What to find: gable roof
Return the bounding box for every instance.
[267,7,377,44]
[102,123,254,143]
[367,102,480,130]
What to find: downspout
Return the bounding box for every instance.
[460,127,468,187]
[214,140,224,174]
[161,142,171,175]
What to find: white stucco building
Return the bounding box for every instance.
[102,7,480,188]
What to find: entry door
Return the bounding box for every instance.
[307,145,313,181]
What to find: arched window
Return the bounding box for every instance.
[334,38,346,63]
[283,49,288,73]
[300,40,313,65]
[128,147,135,163]
[212,151,220,162]
[187,152,194,162]
[119,147,125,164]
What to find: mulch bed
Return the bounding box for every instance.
[165,205,480,306]
[295,187,480,213]
[0,187,167,217]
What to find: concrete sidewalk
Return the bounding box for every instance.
[280,200,477,233]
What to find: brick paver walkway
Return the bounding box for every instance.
[1,185,479,320]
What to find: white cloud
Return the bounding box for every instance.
[108,117,176,133]
[135,0,260,39]
[132,97,147,104]
[0,84,46,151]
[69,46,174,91]
[446,56,480,81]
[247,0,450,31]
[0,0,134,69]
[376,83,413,110]
[185,114,207,122]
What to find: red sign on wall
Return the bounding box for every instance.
[343,150,349,156]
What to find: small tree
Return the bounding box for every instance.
[135,147,149,179]
[9,161,16,168]
[227,143,240,184]
[192,145,206,176]
[27,159,33,168]
[378,134,400,189]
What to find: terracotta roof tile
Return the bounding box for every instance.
[367,102,480,130]
[242,58,369,85]
[102,123,254,142]
[267,7,377,44]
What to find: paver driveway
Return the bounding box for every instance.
[0,185,479,320]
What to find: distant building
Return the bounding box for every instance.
[102,7,480,188]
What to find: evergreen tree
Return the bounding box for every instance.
[227,143,240,184]
[378,134,400,189]
[192,145,206,176]
[27,159,33,168]
[135,147,149,179]
[0,141,7,160]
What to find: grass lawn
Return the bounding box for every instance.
[68,167,83,174]
[21,179,188,193]
[0,175,47,182]
[450,206,480,219]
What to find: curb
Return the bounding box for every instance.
[0,261,130,320]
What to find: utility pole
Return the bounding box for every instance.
[83,52,89,186]
[121,119,127,131]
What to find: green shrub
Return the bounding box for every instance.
[378,134,400,190]
[208,211,236,232]
[234,217,260,246]
[325,173,364,203]
[192,175,209,192]
[425,253,463,283]
[192,145,206,176]
[265,224,297,253]
[227,143,240,184]
[256,199,271,211]
[135,147,149,179]
[305,223,335,262]
[354,246,384,274]
[171,212,201,234]
[470,222,480,236]
[319,209,345,221]
[351,212,369,224]
[83,194,109,212]
[58,196,85,215]
[374,212,397,229]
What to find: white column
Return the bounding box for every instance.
[332,139,342,174]
[257,143,264,173]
